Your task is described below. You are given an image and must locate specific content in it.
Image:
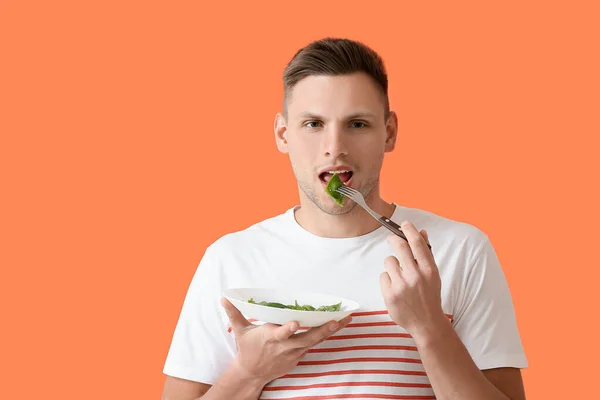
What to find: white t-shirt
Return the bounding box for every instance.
[163,204,527,399]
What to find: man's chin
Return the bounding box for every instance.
[317,198,356,215]
[297,182,358,215]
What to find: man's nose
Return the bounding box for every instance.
[322,124,349,158]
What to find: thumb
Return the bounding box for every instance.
[221,298,251,335]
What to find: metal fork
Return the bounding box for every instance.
[335,185,432,250]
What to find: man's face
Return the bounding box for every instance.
[275,72,397,215]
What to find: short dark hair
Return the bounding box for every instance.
[282,37,389,119]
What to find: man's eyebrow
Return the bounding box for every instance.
[345,112,377,119]
[297,112,324,119]
[297,111,377,120]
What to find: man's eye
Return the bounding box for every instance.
[305,121,322,128]
[350,121,367,128]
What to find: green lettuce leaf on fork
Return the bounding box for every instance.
[325,172,344,206]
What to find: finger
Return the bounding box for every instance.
[221,298,251,335]
[420,229,429,244]
[379,271,400,299]
[269,320,300,342]
[310,315,352,347]
[379,271,392,292]
[387,233,419,280]
[421,229,436,263]
[292,315,352,348]
[400,221,434,266]
[383,255,403,282]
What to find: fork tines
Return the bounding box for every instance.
[336,185,356,195]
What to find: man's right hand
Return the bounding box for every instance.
[221,298,352,387]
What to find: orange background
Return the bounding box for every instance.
[1,1,598,398]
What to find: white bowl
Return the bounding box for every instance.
[223,287,360,327]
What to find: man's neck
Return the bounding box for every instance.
[294,192,396,238]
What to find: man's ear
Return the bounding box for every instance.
[274,113,289,154]
[385,111,398,152]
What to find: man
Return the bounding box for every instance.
[162,38,527,400]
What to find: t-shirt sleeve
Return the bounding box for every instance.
[163,245,237,384]
[452,235,528,370]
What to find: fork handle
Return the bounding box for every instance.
[379,217,433,251]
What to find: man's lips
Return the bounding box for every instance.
[318,165,354,185]
[318,165,353,176]
[319,173,353,187]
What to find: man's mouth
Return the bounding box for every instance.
[319,169,353,184]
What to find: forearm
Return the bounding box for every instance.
[198,361,266,400]
[413,318,509,400]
